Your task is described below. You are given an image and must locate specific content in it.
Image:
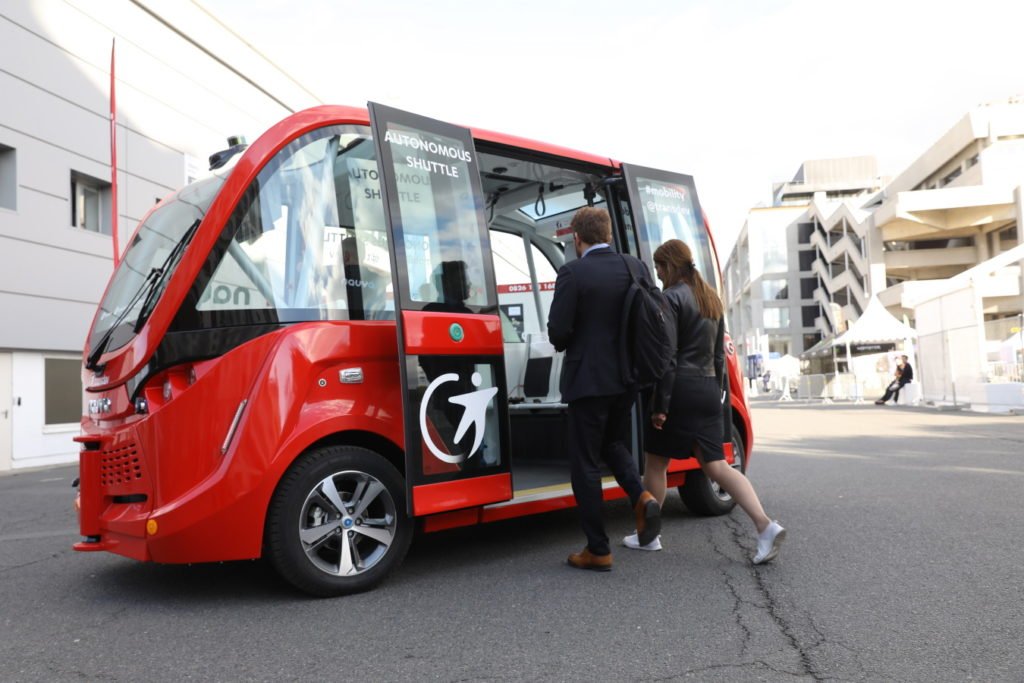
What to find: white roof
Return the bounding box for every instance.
[836,296,917,345]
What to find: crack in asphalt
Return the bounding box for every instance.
[0,550,65,574]
[723,515,825,681]
[720,516,875,682]
[705,522,756,656]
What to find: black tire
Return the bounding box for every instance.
[678,424,746,516]
[265,445,412,597]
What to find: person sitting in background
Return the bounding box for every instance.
[876,355,914,404]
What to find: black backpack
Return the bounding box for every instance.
[618,254,673,387]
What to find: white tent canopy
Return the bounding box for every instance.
[835,296,917,346]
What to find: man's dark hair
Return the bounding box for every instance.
[571,207,612,245]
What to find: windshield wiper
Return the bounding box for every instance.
[85,267,161,372]
[133,219,201,334]
[85,219,201,373]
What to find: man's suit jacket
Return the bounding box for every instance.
[547,247,652,403]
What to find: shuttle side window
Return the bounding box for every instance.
[490,230,531,342]
[531,241,558,331]
[189,125,395,326]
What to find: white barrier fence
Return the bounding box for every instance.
[754,373,922,405]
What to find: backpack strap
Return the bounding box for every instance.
[619,253,642,287]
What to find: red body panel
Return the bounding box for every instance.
[402,311,502,355]
[412,473,512,517]
[76,105,756,564]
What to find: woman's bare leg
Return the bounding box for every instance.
[701,456,772,533]
[643,452,671,507]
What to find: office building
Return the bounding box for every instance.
[0,0,318,471]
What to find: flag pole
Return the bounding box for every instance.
[109,38,119,266]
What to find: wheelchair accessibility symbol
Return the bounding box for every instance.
[419,372,498,464]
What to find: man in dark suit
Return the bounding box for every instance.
[547,207,661,571]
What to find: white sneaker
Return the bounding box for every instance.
[623,531,662,551]
[753,521,786,565]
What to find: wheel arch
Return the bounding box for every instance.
[254,420,405,554]
[730,401,752,465]
[302,429,405,477]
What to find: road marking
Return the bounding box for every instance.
[758,447,877,461]
[933,465,1024,477]
[39,477,65,483]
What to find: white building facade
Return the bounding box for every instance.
[725,98,1024,408]
[724,158,882,377]
[0,0,319,471]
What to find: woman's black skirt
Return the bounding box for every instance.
[644,374,725,462]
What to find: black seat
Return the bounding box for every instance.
[523,356,553,398]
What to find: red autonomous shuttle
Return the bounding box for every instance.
[75,104,753,596]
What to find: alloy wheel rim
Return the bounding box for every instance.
[299,470,397,577]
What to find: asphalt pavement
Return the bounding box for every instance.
[1,403,1022,682]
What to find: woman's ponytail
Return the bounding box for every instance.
[653,239,723,320]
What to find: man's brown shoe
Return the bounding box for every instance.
[635,491,662,546]
[567,548,612,572]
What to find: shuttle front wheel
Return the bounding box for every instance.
[265,445,412,597]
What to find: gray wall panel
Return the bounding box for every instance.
[0,291,97,352]
[0,234,111,303]
[0,72,110,170]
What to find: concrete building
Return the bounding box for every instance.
[724,158,883,377]
[0,0,319,471]
[725,97,1024,408]
[870,98,1024,320]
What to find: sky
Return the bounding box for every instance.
[201,0,1024,260]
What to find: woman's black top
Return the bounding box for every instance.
[644,281,727,461]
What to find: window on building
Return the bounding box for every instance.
[998,223,1018,244]
[803,333,821,351]
[778,192,812,205]
[797,222,814,244]
[886,275,907,288]
[768,337,790,357]
[801,277,816,299]
[941,167,962,187]
[763,307,789,329]
[827,226,843,247]
[44,358,82,425]
[761,278,788,300]
[763,229,787,272]
[798,250,815,271]
[802,305,819,327]
[0,143,15,210]
[71,171,112,235]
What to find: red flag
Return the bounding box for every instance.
[109,39,119,266]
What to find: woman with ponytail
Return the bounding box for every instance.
[623,239,785,564]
